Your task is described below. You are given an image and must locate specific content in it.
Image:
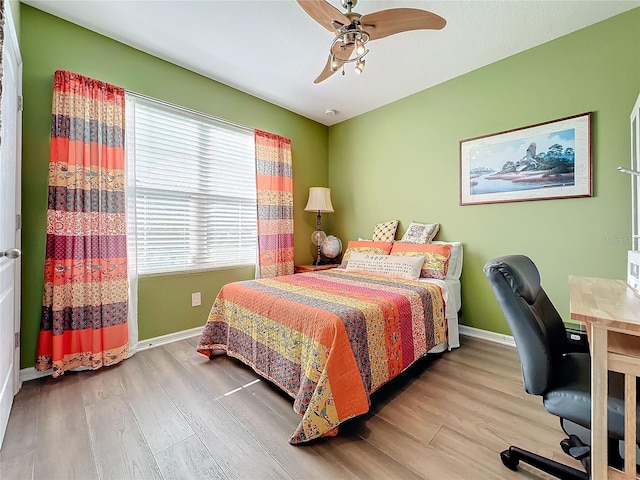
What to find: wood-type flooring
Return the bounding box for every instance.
[0,335,582,479]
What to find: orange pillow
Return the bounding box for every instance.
[390,242,452,279]
[339,240,394,268]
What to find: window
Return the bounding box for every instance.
[125,93,257,275]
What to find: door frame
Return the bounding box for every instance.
[9,0,23,397]
[0,0,23,448]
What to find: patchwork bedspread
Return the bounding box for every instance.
[196,269,446,444]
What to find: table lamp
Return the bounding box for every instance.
[304,187,334,265]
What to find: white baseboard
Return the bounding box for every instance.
[135,326,203,352]
[459,325,516,347]
[21,325,512,382]
[19,367,50,383]
[19,326,203,384]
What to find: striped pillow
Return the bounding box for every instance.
[390,242,452,279]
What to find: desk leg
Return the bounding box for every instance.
[624,374,637,475]
[591,324,608,479]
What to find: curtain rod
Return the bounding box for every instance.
[125,90,253,133]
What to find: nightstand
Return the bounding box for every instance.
[294,264,339,274]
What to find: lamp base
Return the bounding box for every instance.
[313,259,326,266]
[313,237,324,266]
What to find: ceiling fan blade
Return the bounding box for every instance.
[314,55,340,84]
[297,0,350,33]
[314,42,355,84]
[361,8,446,41]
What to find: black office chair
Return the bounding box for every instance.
[483,255,639,480]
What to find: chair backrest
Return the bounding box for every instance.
[483,255,568,395]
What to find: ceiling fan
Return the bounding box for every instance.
[297,0,446,83]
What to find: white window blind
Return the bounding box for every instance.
[125,93,257,275]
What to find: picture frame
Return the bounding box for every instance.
[459,112,592,205]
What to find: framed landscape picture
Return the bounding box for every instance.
[459,112,592,205]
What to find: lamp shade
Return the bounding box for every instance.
[304,187,334,213]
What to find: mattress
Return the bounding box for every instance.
[420,277,461,350]
[196,269,449,443]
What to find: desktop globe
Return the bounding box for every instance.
[321,235,342,261]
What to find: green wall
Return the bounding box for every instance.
[18,5,640,368]
[19,5,329,368]
[328,9,640,335]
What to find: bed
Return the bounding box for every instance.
[196,241,462,444]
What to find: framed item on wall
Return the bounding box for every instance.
[459,112,592,205]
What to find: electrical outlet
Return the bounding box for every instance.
[191,292,201,307]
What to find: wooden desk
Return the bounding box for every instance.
[569,276,640,479]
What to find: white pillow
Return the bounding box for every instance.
[432,241,463,279]
[346,252,425,280]
[400,221,440,243]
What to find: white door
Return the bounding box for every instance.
[0,2,22,448]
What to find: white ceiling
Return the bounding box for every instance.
[22,0,639,126]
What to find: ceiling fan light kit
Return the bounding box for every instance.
[297,0,446,83]
[329,18,370,75]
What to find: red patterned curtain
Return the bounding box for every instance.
[36,70,128,378]
[255,130,294,278]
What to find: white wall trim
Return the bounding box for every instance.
[21,325,511,382]
[459,325,516,347]
[19,326,203,384]
[135,326,202,352]
[18,367,49,383]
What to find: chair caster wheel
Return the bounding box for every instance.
[561,435,590,461]
[501,450,519,471]
[561,438,573,456]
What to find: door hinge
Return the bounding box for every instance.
[16,214,21,229]
[17,95,23,112]
[14,332,19,348]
